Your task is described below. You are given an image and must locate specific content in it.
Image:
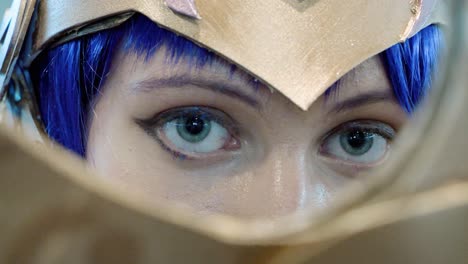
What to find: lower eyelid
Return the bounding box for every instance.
[318,145,390,168]
[317,154,388,178]
[153,128,189,159]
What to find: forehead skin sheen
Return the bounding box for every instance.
[31,0,446,110]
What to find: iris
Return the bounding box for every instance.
[176,114,212,143]
[339,130,374,156]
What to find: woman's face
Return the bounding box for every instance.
[87,46,406,218]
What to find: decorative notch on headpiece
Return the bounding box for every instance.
[165,0,201,19]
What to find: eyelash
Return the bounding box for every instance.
[136,106,240,160]
[320,120,395,143]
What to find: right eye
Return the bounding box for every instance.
[141,107,240,159]
[319,120,395,166]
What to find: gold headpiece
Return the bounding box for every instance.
[0,0,449,111]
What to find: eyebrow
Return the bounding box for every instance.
[327,91,397,114]
[133,75,395,114]
[131,75,260,108]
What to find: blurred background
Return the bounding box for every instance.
[1,0,11,20]
[0,0,10,12]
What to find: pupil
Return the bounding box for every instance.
[176,112,212,143]
[339,129,374,156]
[185,115,205,135]
[347,130,368,149]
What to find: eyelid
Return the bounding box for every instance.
[137,106,240,135]
[319,119,396,145]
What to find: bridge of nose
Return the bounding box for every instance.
[236,145,331,217]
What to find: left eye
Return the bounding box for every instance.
[319,120,395,165]
[142,107,240,158]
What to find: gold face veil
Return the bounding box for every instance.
[1,0,468,264]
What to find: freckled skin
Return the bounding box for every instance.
[86,47,407,219]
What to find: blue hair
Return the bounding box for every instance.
[33,14,443,157]
[382,26,442,113]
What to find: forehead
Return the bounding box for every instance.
[332,56,390,97]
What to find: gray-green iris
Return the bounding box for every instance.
[339,130,374,156]
[176,115,212,143]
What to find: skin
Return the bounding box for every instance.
[87,46,406,219]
